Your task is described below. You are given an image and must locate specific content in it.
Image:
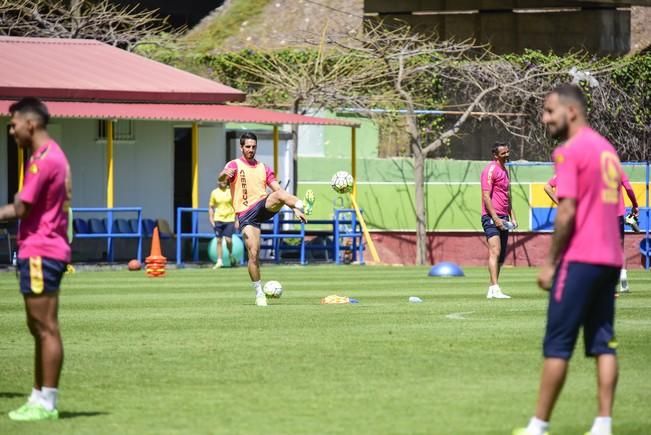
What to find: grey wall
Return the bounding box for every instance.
[365,1,632,55]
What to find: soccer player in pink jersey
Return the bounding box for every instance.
[0,98,71,421]
[545,172,639,293]
[480,142,517,299]
[514,84,623,435]
[219,132,314,306]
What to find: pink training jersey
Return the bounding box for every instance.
[480,161,510,216]
[552,169,636,217]
[224,157,276,215]
[553,126,623,267]
[18,140,72,263]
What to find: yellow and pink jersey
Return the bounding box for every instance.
[18,140,72,263]
[224,157,276,215]
[552,126,623,267]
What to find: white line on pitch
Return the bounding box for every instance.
[445,311,474,320]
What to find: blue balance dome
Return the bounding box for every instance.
[428,262,464,277]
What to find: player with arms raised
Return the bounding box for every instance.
[514,84,623,435]
[219,132,314,306]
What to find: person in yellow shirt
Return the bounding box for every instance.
[208,179,236,269]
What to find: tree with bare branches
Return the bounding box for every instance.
[215,38,381,193]
[0,0,181,50]
[331,22,626,264]
[187,21,644,264]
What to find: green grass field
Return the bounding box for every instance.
[0,266,649,434]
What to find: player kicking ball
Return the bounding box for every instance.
[219,132,314,306]
[0,98,72,421]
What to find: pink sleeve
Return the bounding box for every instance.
[621,172,638,208]
[480,166,492,192]
[265,165,276,186]
[19,162,48,204]
[554,149,577,200]
[547,175,557,187]
[224,161,238,182]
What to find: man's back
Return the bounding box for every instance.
[553,126,623,267]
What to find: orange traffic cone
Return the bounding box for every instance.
[145,226,167,277]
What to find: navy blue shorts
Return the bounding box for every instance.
[481,214,509,264]
[237,197,277,229]
[214,221,235,238]
[17,256,67,295]
[543,261,619,360]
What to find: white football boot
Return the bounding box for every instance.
[487,285,511,299]
[255,295,268,306]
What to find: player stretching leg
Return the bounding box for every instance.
[0,98,72,421]
[514,84,623,435]
[219,132,314,306]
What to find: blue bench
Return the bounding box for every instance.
[72,208,143,262]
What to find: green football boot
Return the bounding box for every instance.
[8,403,59,421]
[303,189,315,216]
[512,429,549,435]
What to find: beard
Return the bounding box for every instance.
[547,116,569,141]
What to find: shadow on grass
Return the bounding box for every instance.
[60,411,109,419]
[0,392,24,399]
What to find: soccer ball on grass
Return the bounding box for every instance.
[263,280,283,298]
[330,171,354,194]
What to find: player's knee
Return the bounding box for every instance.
[26,318,40,337]
[489,246,501,258]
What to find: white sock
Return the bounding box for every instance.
[294,200,304,211]
[590,416,612,435]
[525,416,549,435]
[488,284,500,292]
[28,388,41,405]
[252,281,264,297]
[39,387,58,411]
[620,269,627,280]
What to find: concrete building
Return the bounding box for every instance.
[0,36,356,262]
[364,0,651,55]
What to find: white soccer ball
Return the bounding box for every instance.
[330,171,354,194]
[263,280,283,298]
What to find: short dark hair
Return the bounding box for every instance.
[9,97,50,127]
[492,142,508,155]
[549,83,587,114]
[239,132,257,145]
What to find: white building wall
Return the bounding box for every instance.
[2,118,232,230]
[114,121,174,223]
[297,124,325,157]
[197,124,226,233]
[57,119,106,210]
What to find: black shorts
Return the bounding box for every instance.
[237,197,277,229]
[481,214,509,264]
[17,256,67,295]
[214,221,235,238]
[543,261,619,360]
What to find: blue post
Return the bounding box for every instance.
[646,161,650,270]
[192,211,199,262]
[334,209,341,265]
[176,207,182,266]
[136,210,142,263]
[107,210,113,262]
